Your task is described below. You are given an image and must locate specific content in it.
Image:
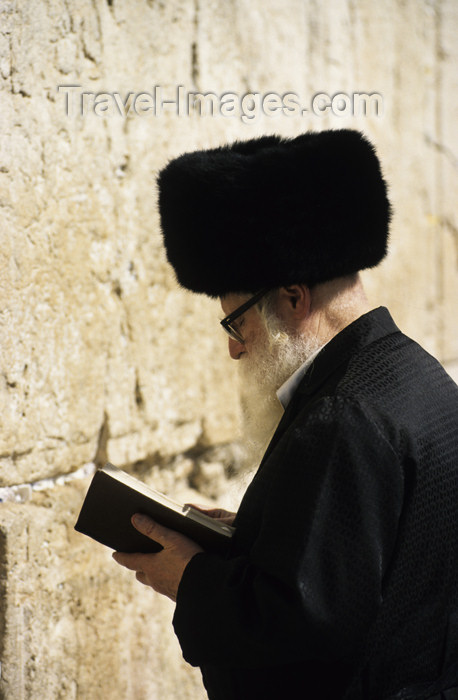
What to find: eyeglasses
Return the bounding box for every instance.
[220,289,269,344]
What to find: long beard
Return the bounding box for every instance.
[237,327,324,473]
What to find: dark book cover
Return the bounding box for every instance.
[74,463,234,555]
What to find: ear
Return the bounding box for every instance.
[277,284,311,322]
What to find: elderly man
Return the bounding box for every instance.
[113,130,458,700]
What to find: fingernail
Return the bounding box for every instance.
[132,513,146,527]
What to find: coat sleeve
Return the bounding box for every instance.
[172,395,404,669]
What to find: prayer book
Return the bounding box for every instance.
[74,462,234,554]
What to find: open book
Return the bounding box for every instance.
[74,463,234,555]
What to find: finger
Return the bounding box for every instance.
[192,506,235,522]
[207,509,227,519]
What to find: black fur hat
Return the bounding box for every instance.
[157,129,391,298]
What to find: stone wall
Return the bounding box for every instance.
[0,1,456,698]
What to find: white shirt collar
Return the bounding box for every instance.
[276,345,325,410]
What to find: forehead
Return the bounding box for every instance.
[220,293,251,316]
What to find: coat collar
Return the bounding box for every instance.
[293,306,400,400]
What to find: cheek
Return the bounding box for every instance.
[241,328,256,352]
[244,327,267,356]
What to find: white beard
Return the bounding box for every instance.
[236,325,324,473]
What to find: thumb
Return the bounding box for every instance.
[131,513,167,544]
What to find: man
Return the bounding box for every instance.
[113,130,458,699]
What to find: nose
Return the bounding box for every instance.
[228,337,244,360]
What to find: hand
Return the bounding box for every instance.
[112,513,204,602]
[187,503,236,526]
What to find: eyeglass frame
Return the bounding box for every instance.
[220,288,270,344]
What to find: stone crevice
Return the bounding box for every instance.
[0,462,96,504]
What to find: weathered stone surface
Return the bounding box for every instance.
[0,479,207,700]
[0,0,457,698]
[0,0,243,487]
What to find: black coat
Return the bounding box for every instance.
[173,308,458,700]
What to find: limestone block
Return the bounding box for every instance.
[192,462,226,500]
[0,478,207,700]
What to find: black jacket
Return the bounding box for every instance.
[173,308,458,699]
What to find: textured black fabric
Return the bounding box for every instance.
[157,130,391,297]
[173,308,458,700]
